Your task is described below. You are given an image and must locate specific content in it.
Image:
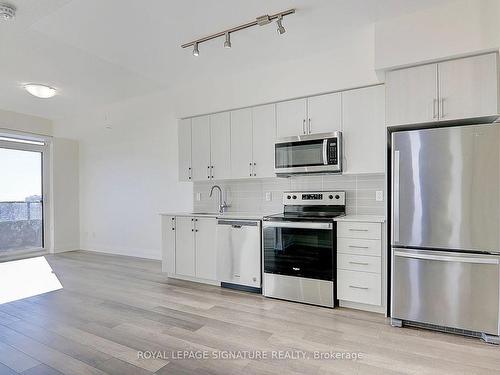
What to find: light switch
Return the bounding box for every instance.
[375,191,384,202]
[196,192,201,201]
[265,192,272,201]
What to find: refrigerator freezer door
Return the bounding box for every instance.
[392,248,500,335]
[392,124,500,252]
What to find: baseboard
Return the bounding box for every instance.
[80,245,161,260]
[339,300,386,315]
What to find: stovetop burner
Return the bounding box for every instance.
[263,191,346,222]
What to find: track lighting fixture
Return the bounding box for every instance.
[276,15,286,35]
[0,3,15,20]
[224,32,231,49]
[181,9,295,56]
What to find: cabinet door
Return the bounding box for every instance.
[276,98,307,138]
[307,92,342,134]
[438,53,498,121]
[191,116,211,181]
[161,216,176,273]
[210,112,231,180]
[252,104,276,178]
[343,86,385,174]
[194,217,217,280]
[175,217,195,277]
[230,108,253,179]
[178,119,192,182]
[386,64,438,126]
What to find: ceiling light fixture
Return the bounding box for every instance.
[24,84,57,99]
[223,32,231,49]
[276,15,286,35]
[181,8,295,56]
[0,3,15,20]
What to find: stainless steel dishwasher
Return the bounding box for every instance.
[216,219,261,292]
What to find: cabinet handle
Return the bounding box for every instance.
[349,228,369,232]
[207,166,210,179]
[349,285,369,290]
[253,162,256,177]
[308,118,311,133]
[432,99,438,119]
[348,245,369,249]
[440,98,445,118]
[249,162,252,176]
[349,261,369,266]
[302,119,306,134]
[210,165,214,179]
[188,167,192,180]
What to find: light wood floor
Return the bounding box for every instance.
[0,251,498,374]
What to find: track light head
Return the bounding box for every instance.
[276,15,286,35]
[224,32,231,49]
[193,42,199,56]
[0,3,15,20]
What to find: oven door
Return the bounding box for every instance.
[262,221,334,281]
[274,132,341,175]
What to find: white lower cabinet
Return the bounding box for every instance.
[337,221,385,313]
[162,215,217,283]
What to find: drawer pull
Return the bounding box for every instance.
[348,245,369,249]
[349,285,369,290]
[292,267,300,271]
[349,229,369,232]
[349,261,369,266]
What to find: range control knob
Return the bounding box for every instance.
[328,195,333,199]
[287,195,291,199]
[292,195,297,199]
[335,194,340,200]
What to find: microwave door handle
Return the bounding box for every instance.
[322,139,328,165]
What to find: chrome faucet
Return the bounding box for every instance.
[209,185,230,213]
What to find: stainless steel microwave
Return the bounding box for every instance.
[274,132,342,176]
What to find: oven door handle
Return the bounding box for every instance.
[263,221,332,230]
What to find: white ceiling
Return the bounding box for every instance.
[0,0,454,120]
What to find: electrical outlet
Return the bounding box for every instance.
[375,190,384,202]
[196,192,201,201]
[265,192,272,201]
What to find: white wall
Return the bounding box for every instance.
[374,0,500,70]
[51,137,80,252]
[0,109,53,136]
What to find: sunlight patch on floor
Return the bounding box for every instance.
[0,256,62,304]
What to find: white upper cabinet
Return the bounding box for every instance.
[230,108,253,179]
[252,104,276,178]
[178,119,192,182]
[191,116,211,181]
[276,98,307,138]
[307,92,342,134]
[386,53,499,126]
[209,112,231,180]
[438,53,498,121]
[386,63,438,126]
[343,86,385,174]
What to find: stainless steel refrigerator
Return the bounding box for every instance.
[391,123,500,343]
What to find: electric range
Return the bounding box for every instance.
[262,191,345,308]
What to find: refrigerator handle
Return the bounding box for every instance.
[393,150,400,243]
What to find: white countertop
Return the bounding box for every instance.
[334,214,386,223]
[160,211,275,220]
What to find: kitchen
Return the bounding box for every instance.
[1,1,500,374]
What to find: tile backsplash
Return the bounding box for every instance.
[193,174,386,216]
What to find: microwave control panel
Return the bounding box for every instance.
[328,139,338,165]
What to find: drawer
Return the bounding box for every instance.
[337,222,381,240]
[337,238,381,256]
[337,254,381,273]
[337,269,381,306]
